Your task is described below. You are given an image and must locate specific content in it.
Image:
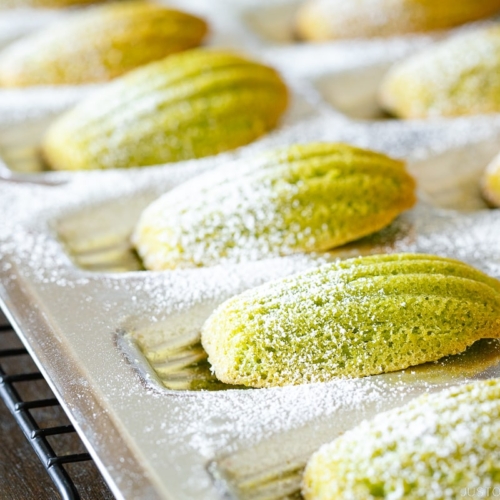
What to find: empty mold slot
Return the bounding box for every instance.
[56,193,159,273]
[120,324,244,392]
[314,62,395,120]
[59,233,143,273]
[243,1,303,44]
[409,138,500,211]
[0,117,54,174]
[207,338,500,499]
[209,454,306,500]
[208,410,348,500]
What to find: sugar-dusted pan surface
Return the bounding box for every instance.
[1,1,500,498]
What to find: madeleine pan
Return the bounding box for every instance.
[2,1,500,498]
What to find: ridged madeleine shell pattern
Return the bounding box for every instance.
[201,254,500,387]
[303,379,500,500]
[296,0,500,41]
[41,49,288,170]
[380,26,500,118]
[133,143,416,270]
[0,2,208,86]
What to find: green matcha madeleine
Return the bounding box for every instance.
[296,0,500,41]
[380,26,500,119]
[482,151,500,207]
[133,143,416,270]
[201,253,500,388]
[41,49,288,170]
[0,2,208,86]
[303,378,500,500]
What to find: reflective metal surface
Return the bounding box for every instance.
[1,2,500,499]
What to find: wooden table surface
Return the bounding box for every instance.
[0,316,114,500]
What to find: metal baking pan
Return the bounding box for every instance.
[2,1,500,498]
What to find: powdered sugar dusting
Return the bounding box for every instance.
[305,380,500,499]
[1,2,500,499]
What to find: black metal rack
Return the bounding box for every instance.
[0,316,112,500]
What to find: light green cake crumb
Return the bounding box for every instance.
[134,143,415,269]
[380,26,500,118]
[303,378,500,499]
[201,253,500,387]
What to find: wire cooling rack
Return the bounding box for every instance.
[0,310,114,500]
